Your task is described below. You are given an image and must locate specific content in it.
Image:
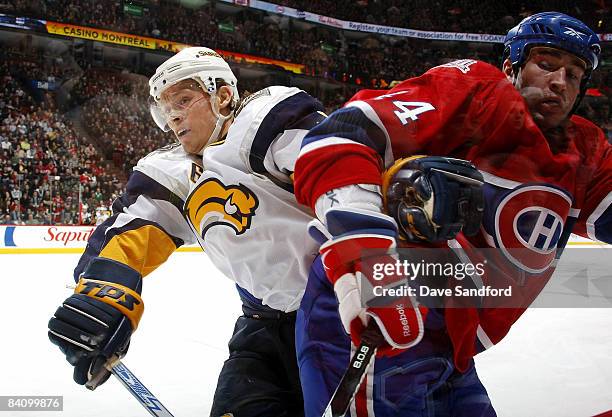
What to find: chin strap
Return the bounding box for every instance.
[210,94,233,142]
[196,93,233,155]
[510,64,521,86]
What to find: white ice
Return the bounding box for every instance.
[1,252,611,417]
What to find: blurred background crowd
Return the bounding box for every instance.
[0,0,610,225]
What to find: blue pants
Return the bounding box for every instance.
[296,257,496,417]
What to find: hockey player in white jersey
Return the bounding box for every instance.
[47,47,326,416]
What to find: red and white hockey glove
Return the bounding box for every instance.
[312,207,427,356]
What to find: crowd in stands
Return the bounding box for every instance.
[0,41,357,225]
[7,0,609,90]
[0,49,124,225]
[0,1,610,226]
[71,69,171,178]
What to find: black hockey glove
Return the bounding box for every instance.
[48,258,144,386]
[383,156,484,243]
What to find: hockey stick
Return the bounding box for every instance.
[322,321,385,417]
[86,357,175,417]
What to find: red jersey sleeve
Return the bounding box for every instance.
[294,59,544,209]
[571,118,612,243]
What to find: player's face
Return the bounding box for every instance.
[160,80,215,154]
[515,47,586,131]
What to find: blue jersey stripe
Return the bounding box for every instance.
[301,106,387,158]
[113,171,184,214]
[249,91,325,177]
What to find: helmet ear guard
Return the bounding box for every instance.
[502,12,602,113]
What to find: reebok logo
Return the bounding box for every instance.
[563,28,585,39]
[395,304,412,337]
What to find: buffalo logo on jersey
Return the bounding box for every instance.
[483,182,573,274]
[184,178,259,238]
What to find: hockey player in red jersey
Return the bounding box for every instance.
[293,12,610,416]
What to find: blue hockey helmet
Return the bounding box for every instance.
[503,12,601,72]
[503,12,602,111]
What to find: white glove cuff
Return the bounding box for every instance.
[334,273,366,334]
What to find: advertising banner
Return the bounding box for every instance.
[43,20,304,73]
[0,226,200,253]
[46,21,167,50]
[0,14,304,73]
[0,225,95,252]
[219,0,610,44]
[0,225,604,254]
[1,11,609,47]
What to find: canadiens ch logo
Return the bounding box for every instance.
[184,178,259,239]
[493,183,572,274]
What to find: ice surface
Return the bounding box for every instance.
[1,252,610,417]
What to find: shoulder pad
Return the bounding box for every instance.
[133,143,194,200]
[235,86,305,118]
[427,59,505,82]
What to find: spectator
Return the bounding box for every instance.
[1,3,609,224]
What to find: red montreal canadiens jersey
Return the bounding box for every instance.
[294,59,612,370]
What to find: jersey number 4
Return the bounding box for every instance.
[392,101,435,125]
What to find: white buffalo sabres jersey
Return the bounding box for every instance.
[76,86,325,312]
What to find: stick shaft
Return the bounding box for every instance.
[110,361,175,417]
[322,322,384,417]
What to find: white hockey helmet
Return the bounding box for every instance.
[149,47,239,133]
